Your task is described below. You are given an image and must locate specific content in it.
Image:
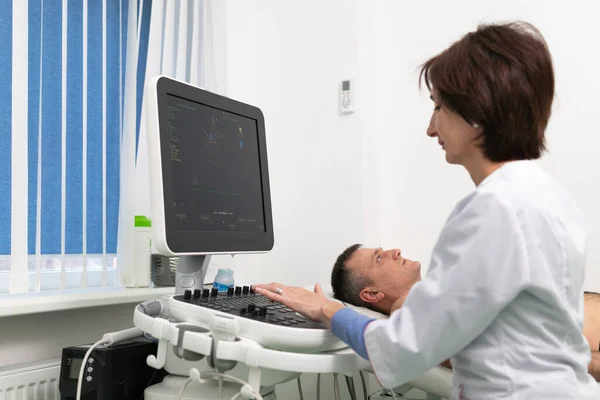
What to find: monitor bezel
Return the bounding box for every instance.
[150,76,274,254]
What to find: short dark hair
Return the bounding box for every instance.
[420,21,554,162]
[330,244,371,309]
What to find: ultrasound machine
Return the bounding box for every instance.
[81,76,453,400]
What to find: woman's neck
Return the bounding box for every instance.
[463,152,507,186]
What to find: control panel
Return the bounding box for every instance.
[173,286,327,330]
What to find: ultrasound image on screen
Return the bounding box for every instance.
[166,94,265,232]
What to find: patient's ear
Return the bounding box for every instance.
[359,287,385,304]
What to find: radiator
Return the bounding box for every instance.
[0,361,61,400]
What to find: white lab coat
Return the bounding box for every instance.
[364,160,599,399]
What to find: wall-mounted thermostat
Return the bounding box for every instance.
[339,79,354,114]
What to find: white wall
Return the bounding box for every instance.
[0,304,137,369]
[206,0,367,290]
[356,0,600,291]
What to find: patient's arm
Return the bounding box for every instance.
[589,352,600,381]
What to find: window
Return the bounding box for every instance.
[0,0,151,294]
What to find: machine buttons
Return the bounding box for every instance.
[184,290,192,300]
[242,286,250,294]
[193,289,201,299]
[88,358,94,364]
[173,291,327,329]
[87,367,93,373]
[86,376,92,382]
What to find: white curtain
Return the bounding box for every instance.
[118,0,210,287]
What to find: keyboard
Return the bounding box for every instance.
[168,285,345,352]
[173,286,327,330]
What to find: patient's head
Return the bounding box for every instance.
[331,244,422,315]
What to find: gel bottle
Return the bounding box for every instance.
[213,268,235,293]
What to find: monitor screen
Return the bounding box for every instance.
[148,76,274,254]
[166,94,266,233]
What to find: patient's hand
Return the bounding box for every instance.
[254,282,340,325]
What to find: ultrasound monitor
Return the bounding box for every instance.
[145,76,274,293]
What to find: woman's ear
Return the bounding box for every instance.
[359,287,386,304]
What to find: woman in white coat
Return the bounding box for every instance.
[255,21,599,399]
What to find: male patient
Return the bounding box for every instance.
[331,244,600,380]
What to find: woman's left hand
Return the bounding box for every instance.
[253,282,337,324]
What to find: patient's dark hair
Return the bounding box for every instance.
[331,244,371,309]
[585,291,600,302]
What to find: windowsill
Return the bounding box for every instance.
[0,287,175,318]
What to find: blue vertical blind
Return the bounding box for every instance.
[0,0,151,294]
[0,4,12,264]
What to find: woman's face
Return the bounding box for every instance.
[426,93,481,165]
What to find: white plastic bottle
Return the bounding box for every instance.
[213,268,235,293]
[124,215,152,287]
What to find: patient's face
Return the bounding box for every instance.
[346,247,421,302]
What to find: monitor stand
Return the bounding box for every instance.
[175,255,212,294]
